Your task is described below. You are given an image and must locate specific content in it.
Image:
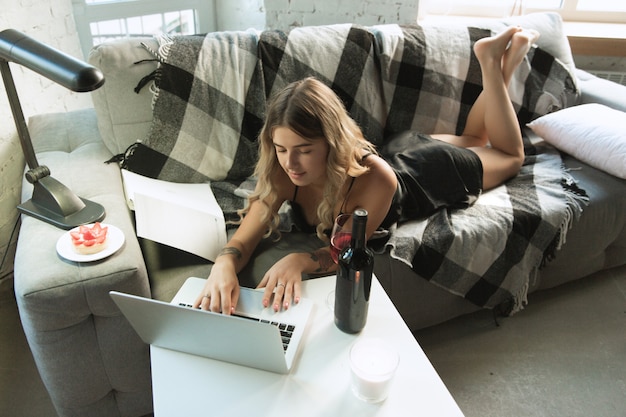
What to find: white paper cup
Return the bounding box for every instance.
[350,337,400,403]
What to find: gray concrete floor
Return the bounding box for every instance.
[0,280,57,416]
[415,265,626,417]
[1,265,625,417]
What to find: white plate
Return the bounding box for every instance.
[56,223,125,262]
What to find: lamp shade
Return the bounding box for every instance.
[0,28,104,92]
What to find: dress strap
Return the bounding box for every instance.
[338,153,372,214]
[361,152,373,163]
[339,177,356,214]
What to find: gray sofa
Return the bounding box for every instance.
[13,13,626,417]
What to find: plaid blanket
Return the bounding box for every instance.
[382,132,587,314]
[123,24,585,313]
[122,30,264,182]
[372,24,486,137]
[372,24,579,138]
[259,24,387,145]
[369,24,583,312]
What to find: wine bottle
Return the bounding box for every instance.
[334,209,374,334]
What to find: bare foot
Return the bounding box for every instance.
[502,29,541,83]
[473,26,521,67]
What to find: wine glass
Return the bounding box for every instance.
[330,213,352,264]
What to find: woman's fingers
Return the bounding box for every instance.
[273,281,286,312]
[194,281,239,314]
[258,275,301,311]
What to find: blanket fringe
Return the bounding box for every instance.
[510,271,531,315]
[541,167,589,267]
[496,267,535,317]
[104,142,140,168]
[558,167,589,248]
[133,69,157,94]
[136,34,175,109]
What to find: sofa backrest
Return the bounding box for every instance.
[88,37,158,155]
[88,12,579,183]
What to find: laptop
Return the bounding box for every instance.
[110,277,314,374]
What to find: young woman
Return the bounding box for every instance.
[193,26,537,314]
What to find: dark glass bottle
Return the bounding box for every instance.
[334,209,374,334]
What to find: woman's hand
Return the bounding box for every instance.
[192,260,240,314]
[257,247,336,311]
[257,252,311,312]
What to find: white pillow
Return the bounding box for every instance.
[527,103,626,179]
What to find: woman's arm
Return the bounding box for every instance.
[192,197,277,313]
[259,155,397,311]
[346,154,398,238]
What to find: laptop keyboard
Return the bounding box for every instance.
[178,303,296,351]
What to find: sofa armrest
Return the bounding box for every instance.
[576,69,626,112]
[13,108,153,416]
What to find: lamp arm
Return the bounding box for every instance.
[0,28,104,174]
[0,59,41,172]
[0,29,106,229]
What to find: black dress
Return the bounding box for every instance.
[289,130,483,232]
[380,130,483,227]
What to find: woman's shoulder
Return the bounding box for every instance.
[350,153,397,204]
[361,152,396,183]
[269,167,296,202]
[343,152,397,225]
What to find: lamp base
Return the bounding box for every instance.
[19,198,106,230]
[18,176,105,230]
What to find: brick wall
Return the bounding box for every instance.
[0,0,92,288]
[265,0,419,30]
[216,0,266,31]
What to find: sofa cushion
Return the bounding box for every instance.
[88,37,159,156]
[528,103,626,179]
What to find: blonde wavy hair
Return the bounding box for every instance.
[240,77,377,241]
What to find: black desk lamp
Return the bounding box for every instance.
[0,29,106,229]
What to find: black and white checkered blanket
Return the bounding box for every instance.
[371,24,585,312]
[122,30,265,183]
[123,24,586,313]
[259,25,386,145]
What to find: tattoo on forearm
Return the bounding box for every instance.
[218,246,242,260]
[310,249,334,273]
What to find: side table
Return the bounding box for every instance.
[150,275,464,416]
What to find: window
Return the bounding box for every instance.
[419,0,626,24]
[72,0,216,58]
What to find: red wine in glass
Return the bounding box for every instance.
[331,231,352,264]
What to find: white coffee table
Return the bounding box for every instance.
[150,275,464,416]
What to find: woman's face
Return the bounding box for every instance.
[272,126,329,188]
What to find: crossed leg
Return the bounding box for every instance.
[432,26,539,190]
